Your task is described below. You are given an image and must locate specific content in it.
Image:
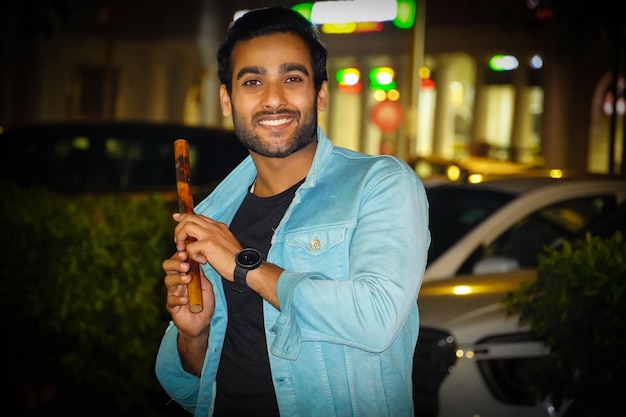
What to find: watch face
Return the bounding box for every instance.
[237,249,262,267]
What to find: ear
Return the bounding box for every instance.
[316,81,328,112]
[219,85,232,117]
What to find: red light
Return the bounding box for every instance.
[338,83,362,93]
[535,6,555,19]
[421,78,435,90]
[353,22,384,33]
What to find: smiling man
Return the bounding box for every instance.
[155,6,430,417]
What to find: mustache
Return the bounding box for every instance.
[253,109,299,120]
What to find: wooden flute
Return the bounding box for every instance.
[174,139,203,313]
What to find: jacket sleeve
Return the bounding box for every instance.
[154,322,202,414]
[273,159,430,359]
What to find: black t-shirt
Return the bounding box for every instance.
[213,179,304,417]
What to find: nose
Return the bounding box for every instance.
[261,81,287,110]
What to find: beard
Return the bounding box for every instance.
[231,105,318,158]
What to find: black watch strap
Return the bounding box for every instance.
[233,264,251,287]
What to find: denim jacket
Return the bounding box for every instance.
[155,127,430,417]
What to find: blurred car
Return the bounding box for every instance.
[409,154,607,186]
[0,120,248,201]
[424,176,626,281]
[410,154,540,185]
[413,178,626,416]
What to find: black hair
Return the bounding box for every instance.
[217,6,328,94]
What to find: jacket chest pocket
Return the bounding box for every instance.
[284,227,351,277]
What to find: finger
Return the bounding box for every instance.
[172,212,195,223]
[162,252,190,274]
[164,272,191,290]
[173,221,207,250]
[184,240,210,264]
[166,292,189,310]
[162,260,189,275]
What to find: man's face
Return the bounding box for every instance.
[220,33,328,158]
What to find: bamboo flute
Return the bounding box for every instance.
[174,139,203,313]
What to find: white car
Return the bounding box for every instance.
[424,176,626,282]
[413,177,626,417]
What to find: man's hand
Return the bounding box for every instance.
[162,250,215,376]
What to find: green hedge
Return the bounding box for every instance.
[505,231,626,417]
[0,181,186,416]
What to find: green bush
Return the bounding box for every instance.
[0,181,185,416]
[505,231,626,417]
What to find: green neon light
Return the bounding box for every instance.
[292,3,314,20]
[489,54,519,71]
[394,0,416,29]
[336,68,361,86]
[369,67,396,91]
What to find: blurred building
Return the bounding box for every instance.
[0,0,623,174]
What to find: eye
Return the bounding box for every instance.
[285,76,303,84]
[242,79,262,87]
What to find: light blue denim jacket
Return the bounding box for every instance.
[155,127,430,417]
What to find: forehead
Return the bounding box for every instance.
[231,33,312,72]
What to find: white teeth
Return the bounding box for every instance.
[259,118,290,126]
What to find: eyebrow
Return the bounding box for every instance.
[235,63,310,80]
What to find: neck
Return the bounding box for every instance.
[250,141,316,197]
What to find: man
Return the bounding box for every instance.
[155,6,430,417]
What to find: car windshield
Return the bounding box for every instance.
[426,185,516,265]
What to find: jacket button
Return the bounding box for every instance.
[309,239,321,250]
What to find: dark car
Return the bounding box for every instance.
[0,120,248,200]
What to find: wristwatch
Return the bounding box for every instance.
[234,248,263,288]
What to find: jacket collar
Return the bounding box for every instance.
[195,126,332,217]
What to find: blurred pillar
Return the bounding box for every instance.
[407,0,426,159]
[432,54,455,158]
[197,0,227,126]
[148,62,168,120]
[10,37,42,125]
[101,3,116,120]
[471,55,489,150]
[610,24,626,176]
[540,57,568,168]
[510,65,530,162]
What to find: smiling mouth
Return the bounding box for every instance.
[258,117,294,127]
